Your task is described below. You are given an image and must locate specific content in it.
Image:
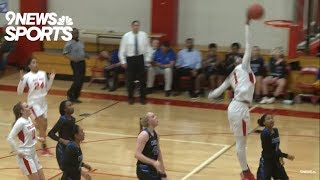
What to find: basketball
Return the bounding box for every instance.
[247,3,264,20]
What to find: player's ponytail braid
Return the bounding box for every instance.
[139,114,149,133]
[12,102,23,126]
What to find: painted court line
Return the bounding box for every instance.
[181,105,258,180]
[85,130,228,147]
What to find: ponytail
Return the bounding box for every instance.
[12,102,23,126]
[257,114,268,127]
[139,113,150,133]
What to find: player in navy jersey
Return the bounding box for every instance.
[61,124,92,180]
[256,114,295,180]
[48,100,75,169]
[135,112,167,180]
[48,100,91,180]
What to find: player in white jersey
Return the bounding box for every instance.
[17,57,55,156]
[7,102,45,180]
[208,18,256,180]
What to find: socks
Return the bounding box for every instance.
[235,136,248,171]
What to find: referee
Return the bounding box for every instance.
[63,28,88,103]
[119,20,151,105]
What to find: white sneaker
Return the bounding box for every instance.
[259,97,268,104]
[266,97,276,104]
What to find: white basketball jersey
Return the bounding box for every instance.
[7,117,37,152]
[17,71,48,102]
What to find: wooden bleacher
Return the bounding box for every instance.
[35,38,319,92]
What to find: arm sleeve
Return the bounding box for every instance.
[176,51,182,67]
[241,24,252,71]
[17,76,27,95]
[171,51,177,61]
[62,42,71,55]
[7,120,24,153]
[144,33,152,63]
[118,35,127,64]
[48,119,63,142]
[274,129,288,158]
[208,77,230,100]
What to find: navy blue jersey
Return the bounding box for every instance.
[250,57,265,76]
[48,115,76,142]
[137,128,159,166]
[268,58,287,78]
[261,128,288,160]
[61,141,83,180]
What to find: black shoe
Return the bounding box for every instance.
[165,91,171,97]
[101,86,108,90]
[146,88,153,95]
[172,91,181,96]
[190,92,200,99]
[140,98,146,105]
[109,87,116,92]
[128,98,134,105]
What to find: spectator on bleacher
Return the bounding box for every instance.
[195,43,223,96]
[250,46,265,102]
[63,28,89,103]
[145,38,160,68]
[119,20,151,105]
[173,38,201,98]
[146,41,176,97]
[101,49,125,92]
[223,42,243,76]
[260,47,287,104]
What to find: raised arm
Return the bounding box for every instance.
[17,71,27,95]
[46,71,55,92]
[208,77,230,100]
[241,20,252,71]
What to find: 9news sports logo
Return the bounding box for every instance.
[4,11,73,41]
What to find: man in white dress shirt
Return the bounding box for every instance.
[119,20,151,105]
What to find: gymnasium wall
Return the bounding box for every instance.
[48,0,152,34]
[178,0,296,51]
[1,0,297,52]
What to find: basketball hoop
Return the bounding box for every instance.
[264,20,300,59]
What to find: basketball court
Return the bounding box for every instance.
[0,68,318,180]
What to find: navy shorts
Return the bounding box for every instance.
[256,157,289,180]
[136,164,161,180]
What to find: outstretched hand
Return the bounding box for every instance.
[49,70,56,80]
[20,70,25,80]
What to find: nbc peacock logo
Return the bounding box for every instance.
[4,11,74,41]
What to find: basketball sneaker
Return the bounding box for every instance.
[240,170,256,180]
[41,148,53,156]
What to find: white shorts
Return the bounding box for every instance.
[29,99,48,118]
[16,148,42,175]
[227,100,250,136]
